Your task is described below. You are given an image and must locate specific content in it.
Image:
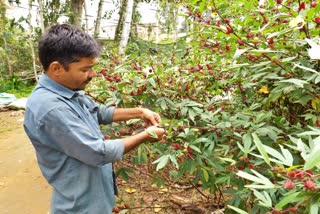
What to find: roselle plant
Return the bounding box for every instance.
[86,0,320,213]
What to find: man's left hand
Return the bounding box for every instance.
[141,108,162,126]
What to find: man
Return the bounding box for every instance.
[24,24,166,214]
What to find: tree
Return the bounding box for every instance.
[0,0,12,77]
[37,0,45,32]
[114,0,127,41]
[27,0,38,81]
[70,0,84,27]
[118,0,133,54]
[94,0,104,37]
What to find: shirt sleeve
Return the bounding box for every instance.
[97,105,115,125]
[39,107,125,167]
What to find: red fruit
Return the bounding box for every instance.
[216,131,222,137]
[198,64,203,70]
[286,170,296,179]
[315,17,320,25]
[243,157,249,163]
[304,179,315,190]
[237,39,245,45]
[247,32,254,38]
[238,165,245,170]
[206,64,213,70]
[119,128,127,136]
[268,38,274,44]
[276,0,282,4]
[311,2,318,8]
[287,207,298,212]
[149,69,153,73]
[106,77,113,82]
[272,209,282,214]
[187,153,194,159]
[187,146,192,153]
[295,170,304,179]
[216,21,221,27]
[248,54,255,61]
[113,207,120,213]
[305,170,314,176]
[101,69,107,76]
[263,17,268,24]
[172,143,180,150]
[283,180,295,189]
[185,84,189,91]
[224,18,230,24]
[316,120,320,127]
[226,45,231,51]
[298,2,306,12]
[226,26,233,34]
[248,163,255,169]
[114,76,121,82]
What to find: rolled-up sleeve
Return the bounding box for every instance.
[40,107,124,166]
[97,105,115,124]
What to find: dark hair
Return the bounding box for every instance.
[38,24,101,71]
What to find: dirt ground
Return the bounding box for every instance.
[0,109,225,214]
[0,110,50,214]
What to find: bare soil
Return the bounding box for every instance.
[0,110,50,214]
[0,110,224,214]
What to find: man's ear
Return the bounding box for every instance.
[48,61,64,76]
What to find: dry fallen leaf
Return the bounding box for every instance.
[154,204,162,213]
[159,186,168,194]
[125,188,137,194]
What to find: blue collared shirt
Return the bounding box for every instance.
[24,74,125,214]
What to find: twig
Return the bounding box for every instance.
[188,181,210,199]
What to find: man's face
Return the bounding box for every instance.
[59,57,98,91]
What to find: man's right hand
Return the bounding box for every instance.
[145,126,167,141]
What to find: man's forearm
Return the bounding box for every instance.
[122,130,152,153]
[112,108,144,122]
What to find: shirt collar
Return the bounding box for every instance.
[38,73,84,99]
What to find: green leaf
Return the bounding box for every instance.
[189,145,201,153]
[304,144,320,170]
[146,129,158,139]
[252,133,270,165]
[279,78,308,88]
[153,155,170,171]
[233,49,248,60]
[202,168,209,182]
[236,170,274,188]
[275,192,300,209]
[242,133,253,154]
[310,202,320,214]
[169,155,179,169]
[253,190,272,208]
[227,205,249,214]
[148,77,156,88]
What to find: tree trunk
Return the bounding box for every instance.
[28,0,38,82]
[118,0,134,55]
[94,0,104,38]
[114,0,127,41]
[0,0,12,77]
[129,0,138,39]
[3,34,13,77]
[37,0,45,31]
[83,0,89,32]
[70,0,84,27]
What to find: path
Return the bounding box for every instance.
[0,110,50,214]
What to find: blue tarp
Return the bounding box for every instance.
[0,93,27,109]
